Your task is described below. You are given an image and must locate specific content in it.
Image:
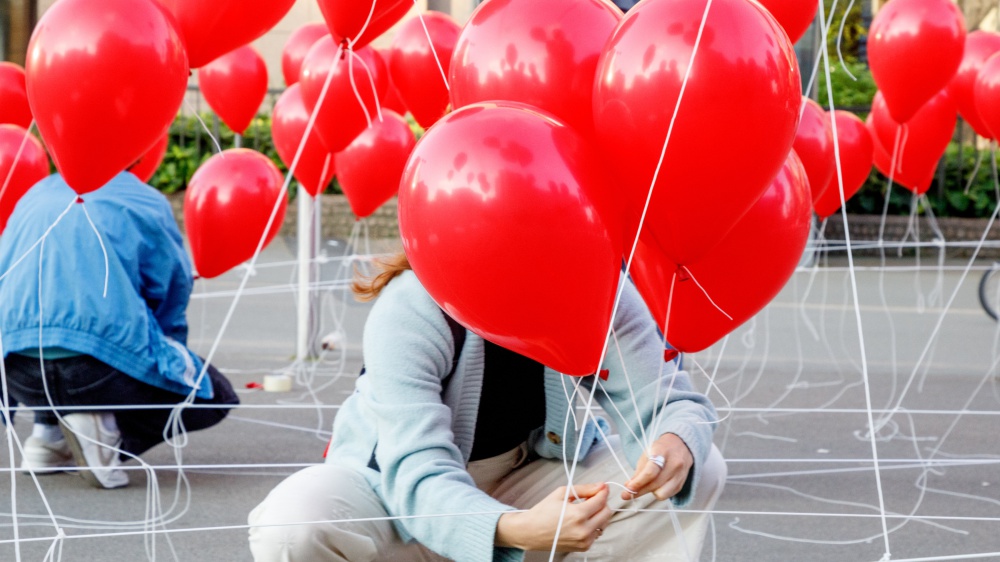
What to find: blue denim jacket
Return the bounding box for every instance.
[0,173,212,399]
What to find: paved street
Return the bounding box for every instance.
[2,238,1000,562]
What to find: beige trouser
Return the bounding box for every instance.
[248,438,726,562]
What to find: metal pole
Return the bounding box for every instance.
[296,191,316,361]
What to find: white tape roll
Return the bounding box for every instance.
[263,374,293,392]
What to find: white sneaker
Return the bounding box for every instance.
[20,435,75,473]
[59,413,129,489]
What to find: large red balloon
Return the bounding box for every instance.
[399,102,622,376]
[793,98,834,204]
[129,134,169,184]
[870,90,956,195]
[868,0,965,124]
[299,37,388,154]
[336,110,415,218]
[316,0,412,50]
[450,0,621,138]
[282,23,329,87]
[26,0,187,195]
[814,110,873,219]
[0,63,32,129]
[755,0,819,44]
[632,151,811,352]
[157,0,296,69]
[271,84,337,198]
[948,31,1000,139]
[199,45,269,135]
[974,52,1000,141]
[0,125,50,233]
[594,0,802,266]
[389,12,461,129]
[184,149,286,279]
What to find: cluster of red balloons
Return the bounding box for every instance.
[865,0,971,195]
[393,0,826,371]
[270,7,454,220]
[14,0,304,279]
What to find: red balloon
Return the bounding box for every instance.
[316,0,412,50]
[399,102,623,376]
[282,23,329,87]
[336,110,415,218]
[870,90,956,195]
[26,0,188,195]
[755,0,819,44]
[389,12,461,129]
[184,149,286,278]
[157,0,296,69]
[129,134,169,184]
[868,0,965,124]
[594,0,802,266]
[271,84,337,197]
[793,98,834,204]
[948,31,1000,139]
[0,125,50,233]
[0,63,32,129]
[299,38,388,154]
[974,52,1000,141]
[632,151,811,352]
[814,110,873,219]
[199,45,269,135]
[450,0,620,138]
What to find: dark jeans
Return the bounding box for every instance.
[3,353,239,456]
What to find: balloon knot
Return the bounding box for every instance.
[598,369,609,381]
[75,196,84,204]
[664,349,679,362]
[677,266,690,282]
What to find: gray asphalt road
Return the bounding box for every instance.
[3,241,1000,562]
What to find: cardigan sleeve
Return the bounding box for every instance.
[594,276,719,507]
[361,272,521,562]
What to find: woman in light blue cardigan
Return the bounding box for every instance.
[249,254,725,561]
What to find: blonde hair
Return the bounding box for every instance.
[352,251,411,302]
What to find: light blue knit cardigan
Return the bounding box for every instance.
[325,270,717,562]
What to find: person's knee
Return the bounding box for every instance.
[249,506,333,562]
[247,465,380,562]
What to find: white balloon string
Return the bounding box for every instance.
[681,266,733,321]
[347,49,381,124]
[878,126,904,244]
[348,0,380,51]
[963,146,983,195]
[183,99,224,156]
[818,0,893,555]
[836,0,858,80]
[410,0,451,91]
[79,202,110,298]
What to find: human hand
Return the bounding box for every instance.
[496,482,612,552]
[621,433,693,501]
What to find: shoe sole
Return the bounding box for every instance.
[59,419,124,489]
